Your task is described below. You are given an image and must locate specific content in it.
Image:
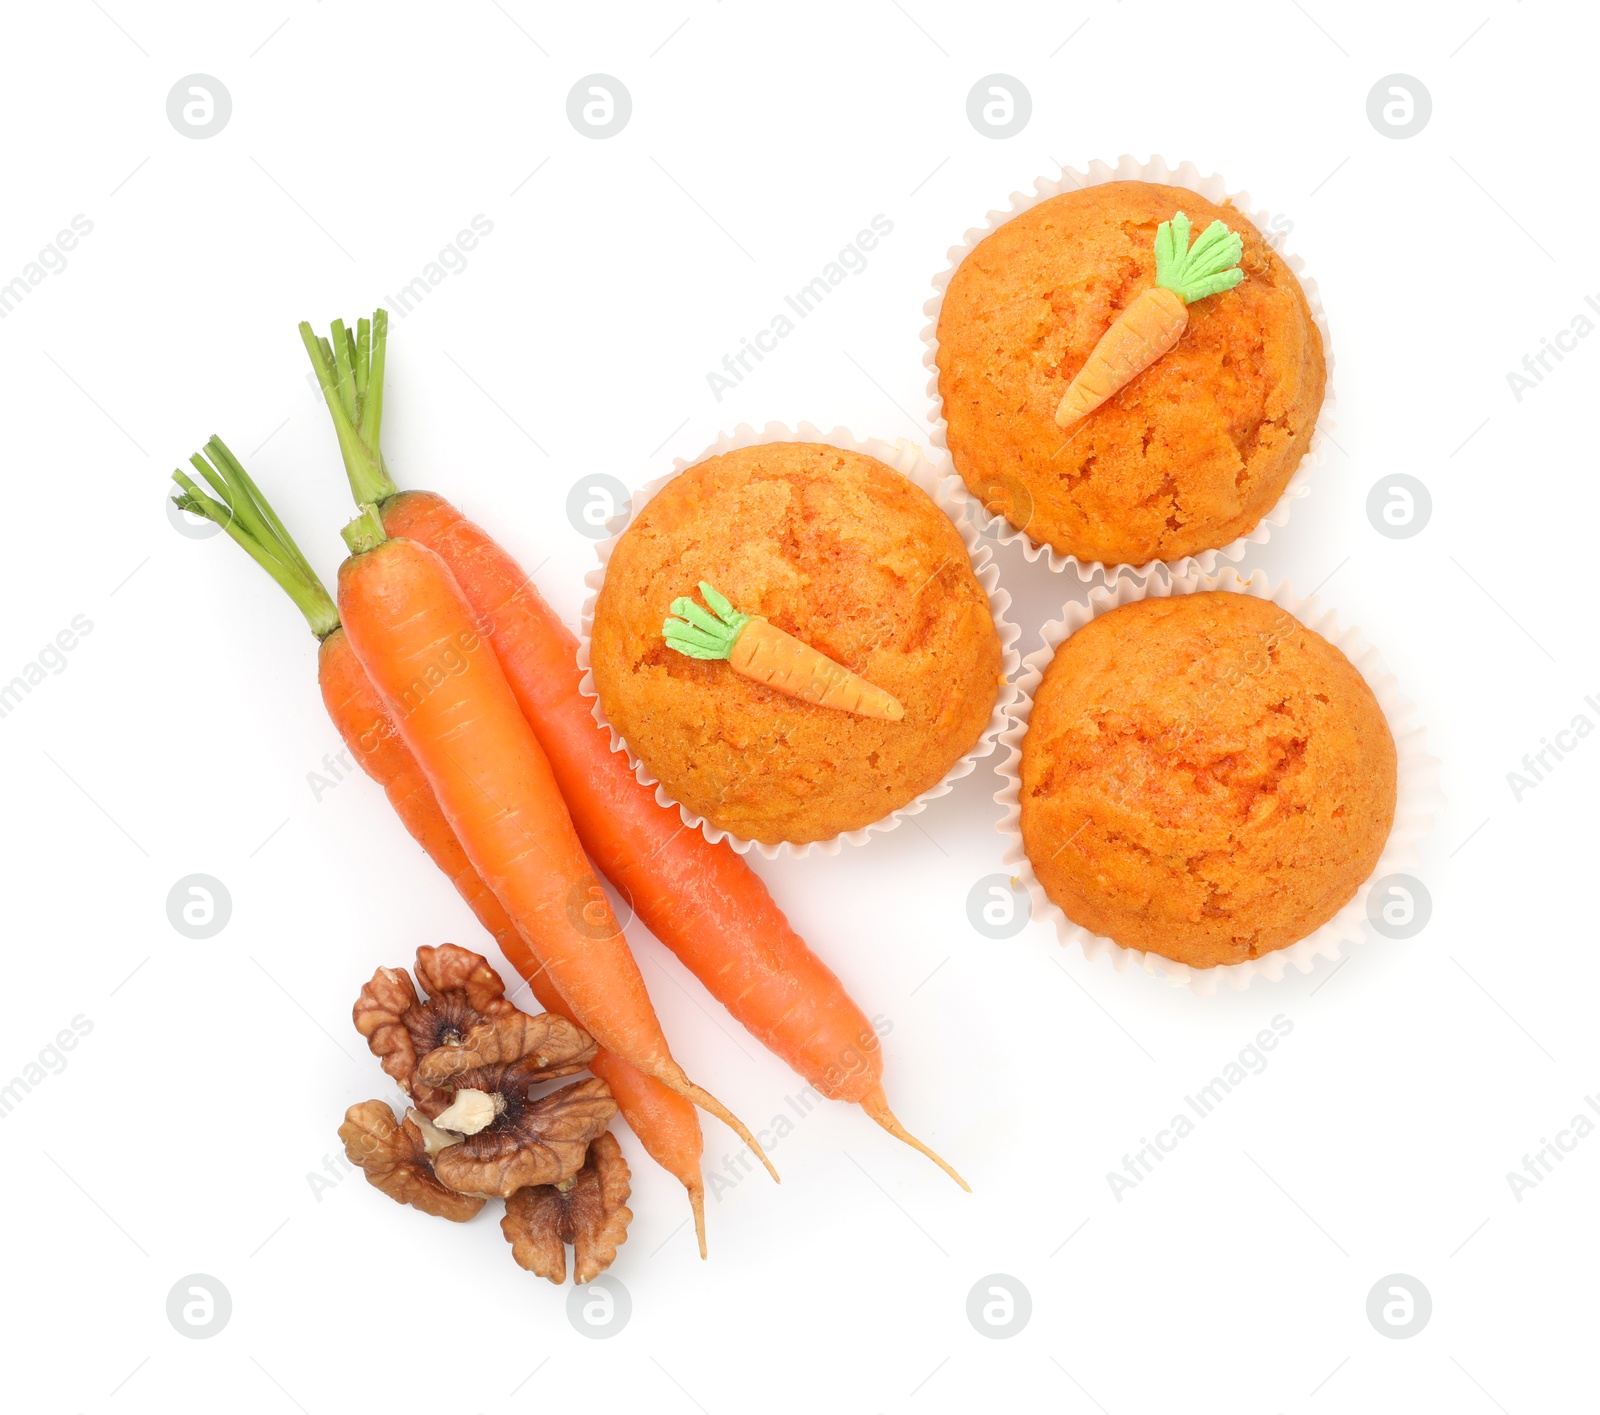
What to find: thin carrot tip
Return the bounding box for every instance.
[861,1088,970,1191]
[687,1083,779,1183]
[690,1184,708,1260]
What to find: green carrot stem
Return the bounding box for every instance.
[341,503,388,555]
[331,317,357,422]
[203,436,321,594]
[354,317,371,403]
[300,307,398,507]
[363,310,388,463]
[171,439,340,640]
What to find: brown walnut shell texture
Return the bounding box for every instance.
[352,944,517,1116]
[415,1012,596,1088]
[339,1100,484,1223]
[432,1077,618,1200]
[502,1132,633,1284]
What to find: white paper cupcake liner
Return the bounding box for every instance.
[577,421,1023,860]
[921,154,1336,583]
[995,566,1441,995]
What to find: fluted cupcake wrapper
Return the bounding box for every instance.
[920,154,1336,583]
[994,567,1442,995]
[577,421,1023,860]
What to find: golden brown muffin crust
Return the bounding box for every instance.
[1019,593,1395,968]
[936,182,1326,566]
[591,443,1003,844]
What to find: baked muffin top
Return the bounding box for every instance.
[590,442,1003,844]
[936,181,1325,566]
[1019,592,1395,968]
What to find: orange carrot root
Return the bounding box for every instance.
[174,442,717,1235]
[860,1085,970,1191]
[337,525,772,1194]
[689,1183,708,1260]
[303,318,958,1207]
[681,1080,779,1183]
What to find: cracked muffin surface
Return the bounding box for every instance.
[1019,592,1394,968]
[591,442,1003,844]
[935,181,1325,566]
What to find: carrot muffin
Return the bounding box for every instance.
[936,181,1325,566]
[1019,592,1394,968]
[590,442,1003,845]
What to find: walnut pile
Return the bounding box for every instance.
[342,944,633,1284]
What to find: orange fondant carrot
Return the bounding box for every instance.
[1054,212,1245,428]
[664,582,904,721]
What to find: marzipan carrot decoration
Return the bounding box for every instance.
[664,582,905,721]
[301,310,967,1189]
[171,440,712,1252]
[1054,211,1245,429]
[333,502,777,1182]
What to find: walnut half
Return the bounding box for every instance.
[431,1077,617,1200]
[502,1131,633,1284]
[339,1100,484,1223]
[352,944,518,1117]
[416,1011,611,1199]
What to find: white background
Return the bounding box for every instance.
[1,1,1594,1411]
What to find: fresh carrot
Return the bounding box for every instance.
[333,502,776,1181]
[664,581,905,720]
[301,311,967,1188]
[378,487,952,1173]
[326,639,711,1254]
[172,439,710,1254]
[1054,212,1245,428]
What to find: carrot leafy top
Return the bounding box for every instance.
[663,582,750,660]
[172,437,341,640]
[300,310,399,508]
[1154,212,1245,305]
